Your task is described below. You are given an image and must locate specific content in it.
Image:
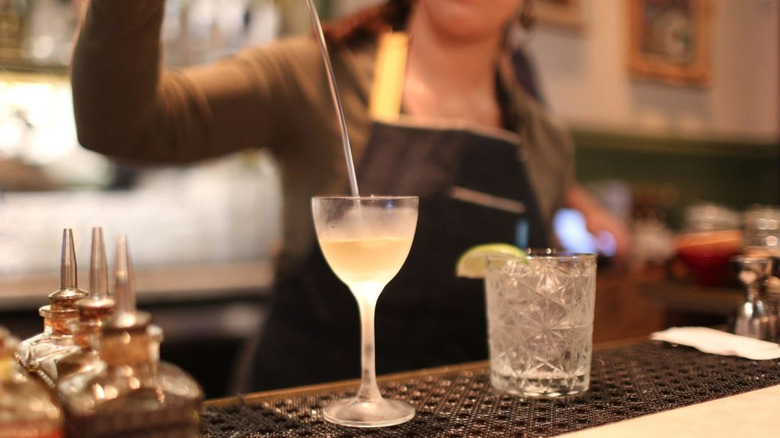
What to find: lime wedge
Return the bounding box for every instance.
[455,243,526,279]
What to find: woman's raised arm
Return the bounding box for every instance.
[71,0,301,164]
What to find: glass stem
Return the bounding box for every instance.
[353,284,383,403]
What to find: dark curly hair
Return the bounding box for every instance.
[322,1,535,46]
[322,0,413,47]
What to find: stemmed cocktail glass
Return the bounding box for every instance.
[312,196,418,427]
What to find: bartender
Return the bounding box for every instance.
[71,0,613,391]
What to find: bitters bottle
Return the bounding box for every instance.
[59,236,203,438]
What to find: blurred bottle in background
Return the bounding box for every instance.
[673,202,742,287]
[0,0,29,61]
[742,205,780,257]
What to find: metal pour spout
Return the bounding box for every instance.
[76,227,115,324]
[89,227,110,300]
[99,236,152,366]
[49,229,88,311]
[107,236,149,330]
[61,228,77,289]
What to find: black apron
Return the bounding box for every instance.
[247,120,549,391]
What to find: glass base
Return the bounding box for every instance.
[323,397,414,428]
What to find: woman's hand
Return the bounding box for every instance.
[565,183,632,266]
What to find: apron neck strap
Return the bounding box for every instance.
[369,32,409,122]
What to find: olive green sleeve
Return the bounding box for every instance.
[71,0,312,165]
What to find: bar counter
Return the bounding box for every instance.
[201,339,780,437]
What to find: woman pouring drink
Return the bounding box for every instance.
[71,0,623,391]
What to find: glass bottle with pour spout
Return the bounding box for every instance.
[56,228,115,383]
[16,229,88,387]
[59,236,203,438]
[0,327,63,438]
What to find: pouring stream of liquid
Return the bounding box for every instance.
[304,0,360,197]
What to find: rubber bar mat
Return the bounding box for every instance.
[202,341,780,437]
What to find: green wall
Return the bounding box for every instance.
[572,130,780,229]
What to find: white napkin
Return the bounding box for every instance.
[651,327,780,360]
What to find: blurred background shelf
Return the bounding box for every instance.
[640,279,743,318]
[0,260,273,398]
[0,260,273,309]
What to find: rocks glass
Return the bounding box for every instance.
[485,251,597,398]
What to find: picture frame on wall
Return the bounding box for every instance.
[628,0,711,87]
[535,0,587,32]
